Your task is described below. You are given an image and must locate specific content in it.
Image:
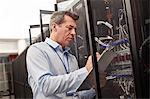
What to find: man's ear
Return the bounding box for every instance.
[51,23,57,32]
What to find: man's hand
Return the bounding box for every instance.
[85,52,101,73]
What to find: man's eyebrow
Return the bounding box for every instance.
[66,25,76,29]
[67,25,74,28]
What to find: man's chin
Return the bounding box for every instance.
[65,40,74,47]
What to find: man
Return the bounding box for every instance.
[26,11,101,99]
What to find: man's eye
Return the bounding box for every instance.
[68,27,72,30]
[66,26,76,31]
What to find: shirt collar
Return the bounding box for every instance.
[45,37,70,53]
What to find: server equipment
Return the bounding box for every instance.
[63,0,149,98]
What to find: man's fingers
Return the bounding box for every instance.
[96,52,101,61]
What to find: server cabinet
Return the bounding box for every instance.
[72,0,93,91]
[85,0,136,98]
[66,0,148,98]
[129,0,150,98]
[12,47,33,99]
[87,0,149,98]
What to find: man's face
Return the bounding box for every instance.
[52,15,77,48]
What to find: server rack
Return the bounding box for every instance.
[129,0,150,98]
[29,24,49,45]
[39,10,54,41]
[12,47,33,99]
[65,0,149,98]
[85,0,136,98]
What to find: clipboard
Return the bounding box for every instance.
[77,47,117,91]
[97,48,117,72]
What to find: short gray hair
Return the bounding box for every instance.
[49,11,79,31]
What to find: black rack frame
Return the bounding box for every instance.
[29,24,49,45]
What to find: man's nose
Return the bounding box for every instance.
[71,28,76,35]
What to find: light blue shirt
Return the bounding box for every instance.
[26,38,95,99]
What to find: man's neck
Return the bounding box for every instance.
[49,37,65,49]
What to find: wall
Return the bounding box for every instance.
[0,40,18,55]
[0,39,29,56]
